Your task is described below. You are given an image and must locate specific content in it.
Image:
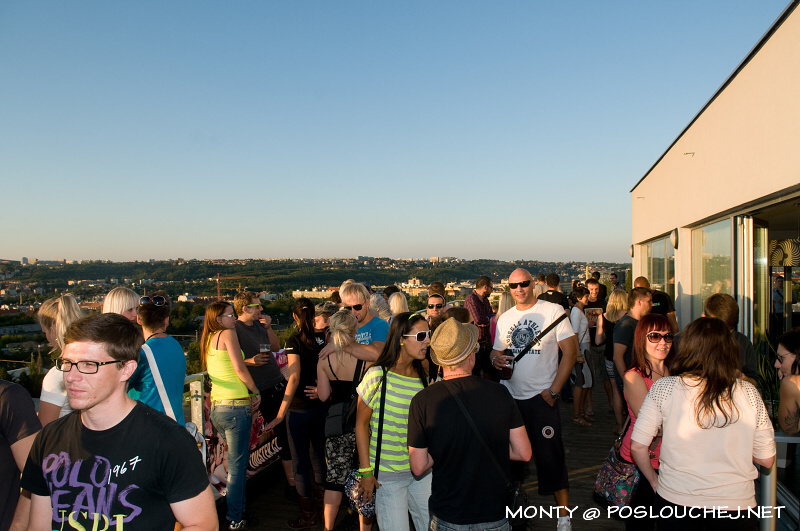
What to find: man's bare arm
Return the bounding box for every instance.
[544,335,577,406]
[613,343,628,381]
[170,486,219,531]
[409,447,434,476]
[509,426,532,462]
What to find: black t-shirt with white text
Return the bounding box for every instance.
[21,402,209,531]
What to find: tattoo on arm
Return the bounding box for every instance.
[783,407,800,435]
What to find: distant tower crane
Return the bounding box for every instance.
[214,273,255,301]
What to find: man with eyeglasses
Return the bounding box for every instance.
[340,282,387,358]
[490,269,577,531]
[426,293,446,322]
[126,291,186,425]
[21,313,217,531]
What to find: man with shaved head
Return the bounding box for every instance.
[490,268,577,531]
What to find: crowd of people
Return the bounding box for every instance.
[0,269,790,531]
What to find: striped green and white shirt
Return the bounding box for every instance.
[357,366,425,480]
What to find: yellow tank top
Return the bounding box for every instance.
[206,333,249,401]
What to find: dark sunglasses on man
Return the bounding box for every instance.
[139,296,167,307]
[344,304,363,311]
[508,280,532,289]
[427,304,443,309]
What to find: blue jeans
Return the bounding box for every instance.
[210,404,252,522]
[430,515,510,531]
[375,472,432,531]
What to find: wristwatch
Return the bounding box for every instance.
[548,389,561,401]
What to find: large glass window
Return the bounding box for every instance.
[642,237,675,300]
[692,219,732,318]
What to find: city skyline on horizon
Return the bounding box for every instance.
[1,1,789,263]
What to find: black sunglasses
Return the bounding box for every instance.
[646,332,674,344]
[508,280,532,289]
[427,303,444,309]
[139,296,167,307]
[403,330,431,342]
[344,304,363,311]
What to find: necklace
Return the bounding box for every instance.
[145,332,166,342]
[443,372,472,380]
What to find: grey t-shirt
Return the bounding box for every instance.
[235,320,284,389]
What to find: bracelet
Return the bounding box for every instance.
[356,470,373,478]
[358,466,373,473]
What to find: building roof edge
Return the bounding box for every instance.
[630,0,800,193]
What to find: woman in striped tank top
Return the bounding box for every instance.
[355,312,431,531]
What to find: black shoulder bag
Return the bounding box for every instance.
[443,381,528,526]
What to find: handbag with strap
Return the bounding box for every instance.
[141,343,206,459]
[443,381,528,526]
[345,367,388,518]
[324,358,365,438]
[593,416,640,507]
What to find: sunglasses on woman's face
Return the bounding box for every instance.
[139,296,167,307]
[344,304,363,311]
[508,280,532,289]
[427,303,443,309]
[403,330,431,342]
[646,332,674,344]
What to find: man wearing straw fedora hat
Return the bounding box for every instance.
[408,317,532,531]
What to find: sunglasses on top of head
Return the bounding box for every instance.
[403,330,431,342]
[344,304,363,311]
[646,332,674,344]
[139,296,167,307]
[508,280,532,289]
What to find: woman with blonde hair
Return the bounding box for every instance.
[388,291,409,320]
[38,294,86,425]
[490,291,514,344]
[101,287,140,322]
[317,310,371,531]
[200,301,261,530]
[594,289,628,434]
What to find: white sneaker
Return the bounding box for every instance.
[556,517,572,531]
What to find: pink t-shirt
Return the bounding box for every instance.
[620,367,661,469]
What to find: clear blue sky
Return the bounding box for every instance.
[0,1,789,263]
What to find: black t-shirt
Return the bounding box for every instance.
[538,290,569,312]
[235,320,284,390]
[1,381,42,531]
[21,402,209,531]
[285,332,326,410]
[612,315,638,369]
[408,377,524,524]
[650,290,675,316]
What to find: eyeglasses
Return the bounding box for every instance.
[139,296,167,307]
[55,358,122,374]
[427,304,443,309]
[508,280,532,289]
[646,332,674,344]
[220,313,236,318]
[247,303,261,308]
[344,304,363,311]
[403,330,431,342]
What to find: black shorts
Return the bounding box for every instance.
[511,394,569,495]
